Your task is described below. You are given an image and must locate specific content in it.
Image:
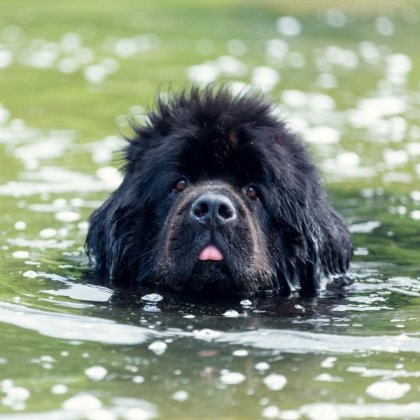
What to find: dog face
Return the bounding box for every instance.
[86,87,352,296]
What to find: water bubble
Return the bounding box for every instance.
[303,126,341,145]
[195,39,214,56]
[321,357,337,368]
[366,379,411,400]
[12,250,29,259]
[186,63,220,84]
[383,149,409,166]
[57,57,79,73]
[315,373,343,382]
[194,328,221,341]
[51,384,68,394]
[7,386,31,401]
[349,221,381,234]
[375,16,395,36]
[62,394,103,411]
[227,39,247,56]
[262,405,281,419]
[251,66,280,92]
[85,366,108,381]
[2,25,23,42]
[266,39,289,61]
[232,349,248,357]
[255,362,270,372]
[61,33,81,50]
[114,38,138,58]
[0,49,13,68]
[410,210,420,220]
[55,211,80,223]
[220,371,246,385]
[281,89,307,107]
[148,341,167,355]
[171,390,189,402]
[14,221,26,230]
[325,9,347,27]
[84,64,107,83]
[39,228,57,238]
[276,17,301,36]
[240,299,252,307]
[96,166,123,189]
[263,373,287,391]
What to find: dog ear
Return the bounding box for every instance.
[87,194,140,287]
[319,207,353,276]
[85,197,114,281]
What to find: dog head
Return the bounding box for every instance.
[86,87,352,296]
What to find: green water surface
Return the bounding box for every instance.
[1,0,420,418]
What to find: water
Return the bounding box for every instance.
[1,0,420,418]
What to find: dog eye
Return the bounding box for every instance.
[173,178,187,193]
[246,186,259,200]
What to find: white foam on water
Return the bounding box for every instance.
[255,362,270,372]
[383,149,409,166]
[0,166,118,197]
[216,55,247,76]
[211,329,420,354]
[349,221,381,233]
[84,64,108,83]
[0,49,13,68]
[226,39,247,56]
[325,9,347,27]
[84,366,108,381]
[375,16,395,36]
[348,96,407,129]
[303,126,340,145]
[186,62,220,83]
[265,39,289,61]
[148,340,167,355]
[300,402,420,420]
[55,210,80,223]
[251,66,280,92]
[314,373,343,382]
[263,373,287,391]
[171,390,189,402]
[220,371,246,385]
[366,380,411,400]
[0,302,156,345]
[276,17,301,37]
[281,89,308,107]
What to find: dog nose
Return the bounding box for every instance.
[190,193,237,226]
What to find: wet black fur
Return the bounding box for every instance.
[86,86,352,296]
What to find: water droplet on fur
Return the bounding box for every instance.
[141,293,163,303]
[223,309,240,318]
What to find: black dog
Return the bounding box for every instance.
[86,86,352,296]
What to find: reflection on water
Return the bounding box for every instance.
[1,0,420,418]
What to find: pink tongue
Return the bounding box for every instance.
[198,245,224,261]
